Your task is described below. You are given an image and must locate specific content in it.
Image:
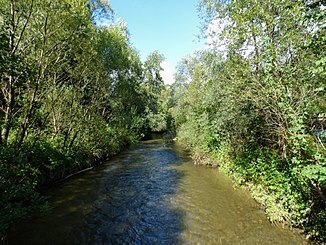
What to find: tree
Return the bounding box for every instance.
[142,51,168,132]
[171,0,326,240]
[0,0,153,237]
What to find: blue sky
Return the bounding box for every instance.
[108,0,205,84]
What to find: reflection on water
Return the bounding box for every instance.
[8,140,310,244]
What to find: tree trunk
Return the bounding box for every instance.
[1,76,15,143]
[1,1,16,143]
[63,127,72,149]
[2,0,34,144]
[17,82,38,148]
[68,131,79,149]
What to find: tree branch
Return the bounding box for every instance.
[12,0,34,55]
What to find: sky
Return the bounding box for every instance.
[108,0,206,84]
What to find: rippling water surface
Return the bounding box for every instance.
[8,139,310,244]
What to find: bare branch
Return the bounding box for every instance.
[12,0,34,55]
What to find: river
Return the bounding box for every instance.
[8,139,310,244]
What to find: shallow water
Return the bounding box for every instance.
[8,139,309,244]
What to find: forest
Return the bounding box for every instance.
[0,0,171,238]
[0,0,325,242]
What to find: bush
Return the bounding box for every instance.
[0,145,44,237]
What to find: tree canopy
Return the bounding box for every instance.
[0,0,170,237]
[0,0,325,242]
[171,0,325,241]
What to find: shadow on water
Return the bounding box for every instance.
[8,140,186,244]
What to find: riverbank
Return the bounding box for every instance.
[0,132,138,241]
[176,140,324,244]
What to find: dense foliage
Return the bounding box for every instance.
[0,0,168,238]
[171,0,326,241]
[1,0,325,242]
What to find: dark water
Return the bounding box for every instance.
[8,139,310,244]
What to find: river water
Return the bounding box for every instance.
[8,139,309,244]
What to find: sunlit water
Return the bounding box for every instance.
[8,139,310,244]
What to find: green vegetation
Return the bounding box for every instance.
[1,0,325,242]
[0,0,170,238]
[170,0,325,241]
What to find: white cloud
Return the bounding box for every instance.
[160,61,174,85]
[206,17,230,53]
[206,17,256,59]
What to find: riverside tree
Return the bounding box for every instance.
[171,0,325,241]
[0,0,156,238]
